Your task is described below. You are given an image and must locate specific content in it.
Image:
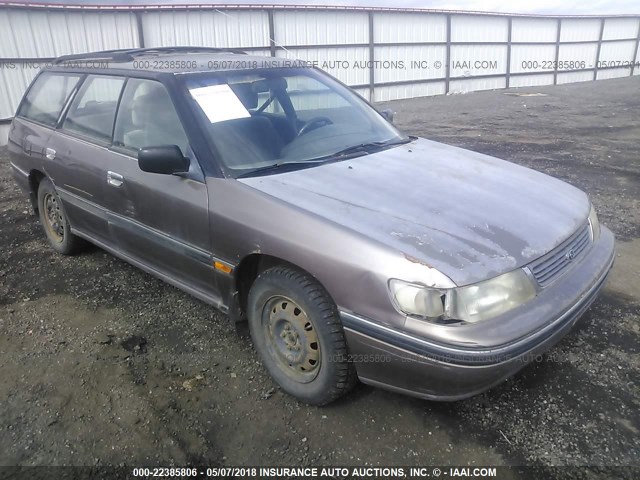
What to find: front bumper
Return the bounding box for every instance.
[340,226,615,401]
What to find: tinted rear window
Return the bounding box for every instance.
[18,73,81,127]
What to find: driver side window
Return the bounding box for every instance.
[114,79,189,155]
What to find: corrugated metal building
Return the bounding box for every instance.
[1,2,639,145]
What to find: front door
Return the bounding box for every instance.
[104,78,218,301]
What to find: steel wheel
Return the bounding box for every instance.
[42,192,64,243]
[248,265,357,405]
[37,177,84,255]
[263,295,321,383]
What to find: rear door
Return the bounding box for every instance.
[104,78,218,300]
[47,74,126,242]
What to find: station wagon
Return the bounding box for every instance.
[8,47,615,404]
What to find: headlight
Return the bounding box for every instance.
[389,269,537,324]
[588,204,600,240]
[389,279,445,319]
[446,269,537,323]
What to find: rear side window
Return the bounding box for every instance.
[63,75,125,142]
[18,73,81,127]
[113,79,189,155]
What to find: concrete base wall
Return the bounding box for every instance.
[0,124,9,147]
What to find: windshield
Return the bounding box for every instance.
[182,67,407,177]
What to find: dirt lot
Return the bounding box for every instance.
[1,76,639,471]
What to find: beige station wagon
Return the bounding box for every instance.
[9,47,615,404]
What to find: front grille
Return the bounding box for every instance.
[528,223,592,287]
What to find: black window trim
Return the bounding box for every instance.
[111,76,129,144]
[15,71,85,130]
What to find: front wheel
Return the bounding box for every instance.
[37,177,84,255]
[247,266,357,405]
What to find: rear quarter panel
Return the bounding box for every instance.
[8,118,52,202]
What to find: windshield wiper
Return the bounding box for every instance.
[236,160,326,178]
[236,137,413,179]
[313,137,413,162]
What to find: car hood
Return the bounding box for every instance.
[239,137,590,286]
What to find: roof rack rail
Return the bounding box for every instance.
[130,47,248,56]
[53,48,133,64]
[52,46,247,65]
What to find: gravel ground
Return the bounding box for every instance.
[1,76,639,472]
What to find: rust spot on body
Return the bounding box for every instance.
[404,253,434,268]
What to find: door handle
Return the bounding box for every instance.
[107,171,124,187]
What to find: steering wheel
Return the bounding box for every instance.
[297,116,334,136]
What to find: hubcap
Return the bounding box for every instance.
[43,192,64,242]
[263,296,320,383]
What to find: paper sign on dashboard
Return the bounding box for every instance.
[189,84,251,123]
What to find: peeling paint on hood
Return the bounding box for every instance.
[239,137,590,286]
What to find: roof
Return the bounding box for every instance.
[2,1,639,19]
[49,48,310,74]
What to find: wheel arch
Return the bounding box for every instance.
[28,169,47,212]
[232,253,332,324]
[241,254,358,404]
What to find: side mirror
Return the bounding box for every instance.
[381,109,395,123]
[138,145,189,175]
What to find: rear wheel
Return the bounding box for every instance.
[37,178,84,255]
[247,266,357,405]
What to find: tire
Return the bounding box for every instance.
[37,177,84,255]
[247,265,357,405]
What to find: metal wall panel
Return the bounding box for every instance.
[602,18,639,40]
[509,73,555,88]
[511,18,558,43]
[596,67,632,79]
[557,70,593,84]
[374,45,446,83]
[1,5,640,133]
[509,44,557,74]
[560,18,602,42]
[558,43,598,69]
[142,10,269,48]
[374,81,446,102]
[450,45,508,76]
[353,87,371,102]
[0,8,138,57]
[449,77,506,94]
[0,124,8,146]
[373,13,446,43]
[450,15,508,42]
[273,10,368,46]
[598,40,637,63]
[0,8,139,123]
[276,47,369,86]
